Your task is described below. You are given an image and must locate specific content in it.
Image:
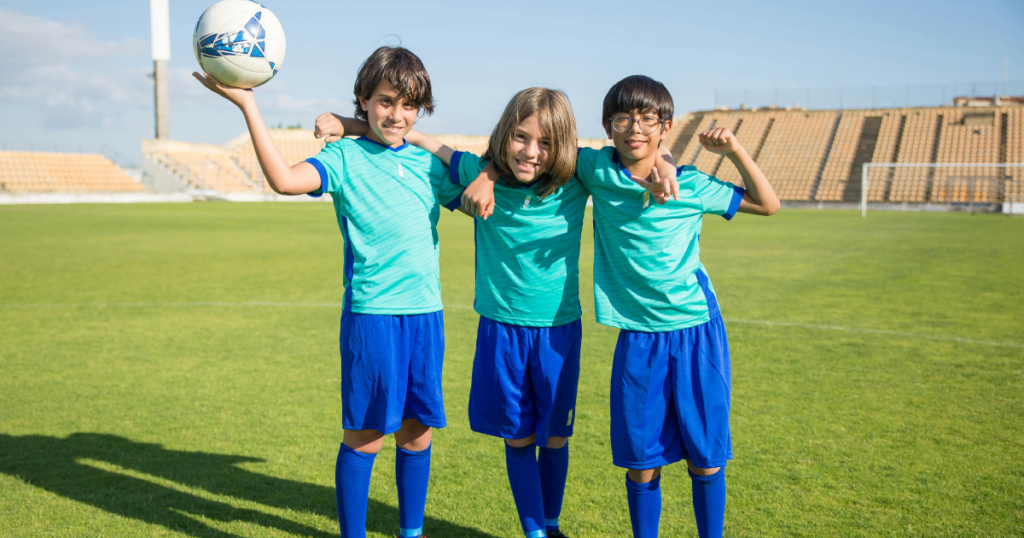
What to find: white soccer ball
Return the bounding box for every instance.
[193,0,286,89]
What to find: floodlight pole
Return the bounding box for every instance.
[151,0,171,140]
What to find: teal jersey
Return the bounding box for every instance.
[451,151,589,327]
[575,147,744,332]
[307,136,464,315]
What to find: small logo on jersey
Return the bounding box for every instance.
[523,195,532,209]
[567,409,574,426]
[397,163,405,179]
[642,191,650,209]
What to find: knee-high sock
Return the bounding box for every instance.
[336,443,376,538]
[625,474,661,538]
[538,444,569,531]
[505,443,547,538]
[395,445,431,537]
[689,467,726,538]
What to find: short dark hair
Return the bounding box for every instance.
[602,75,674,124]
[352,46,434,121]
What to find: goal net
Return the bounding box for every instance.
[859,163,1024,216]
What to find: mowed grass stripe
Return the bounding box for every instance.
[0,203,1022,537]
[3,300,1022,349]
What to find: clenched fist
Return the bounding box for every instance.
[698,127,742,156]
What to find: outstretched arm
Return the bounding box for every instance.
[699,127,780,215]
[405,130,454,166]
[313,114,454,167]
[194,73,320,195]
[314,113,369,143]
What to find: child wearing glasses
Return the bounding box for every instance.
[469,75,780,538]
[316,86,678,538]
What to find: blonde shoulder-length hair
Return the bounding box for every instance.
[482,87,577,199]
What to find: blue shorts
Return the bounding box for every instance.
[468,317,582,447]
[610,313,732,470]
[339,310,446,435]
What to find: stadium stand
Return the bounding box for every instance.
[930,109,1002,203]
[755,110,838,200]
[128,101,1024,204]
[865,112,903,202]
[0,151,144,192]
[209,130,612,193]
[815,110,867,201]
[1007,108,1024,201]
[227,129,326,192]
[664,102,1022,206]
[143,139,254,192]
[715,111,776,187]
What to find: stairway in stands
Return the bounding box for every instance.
[842,116,883,202]
[670,113,704,161]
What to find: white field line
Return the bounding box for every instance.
[726,318,1024,349]
[0,302,1020,349]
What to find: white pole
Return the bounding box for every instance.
[150,0,170,140]
[861,163,868,217]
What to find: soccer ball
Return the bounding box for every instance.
[193,0,286,89]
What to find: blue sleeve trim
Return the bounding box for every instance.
[677,164,695,178]
[305,158,328,197]
[723,185,744,220]
[449,151,464,186]
[444,188,465,211]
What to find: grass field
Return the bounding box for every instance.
[1,203,1022,537]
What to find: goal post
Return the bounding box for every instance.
[860,163,1024,217]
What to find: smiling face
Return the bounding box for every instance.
[505,114,551,184]
[604,108,672,165]
[358,80,419,147]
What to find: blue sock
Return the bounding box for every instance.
[395,445,431,538]
[538,444,569,531]
[336,443,376,538]
[505,443,547,538]
[625,474,661,538]
[689,467,726,538]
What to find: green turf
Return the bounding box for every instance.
[0,203,1021,537]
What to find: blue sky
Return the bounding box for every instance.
[1,0,1022,165]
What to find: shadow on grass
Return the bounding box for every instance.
[0,432,499,538]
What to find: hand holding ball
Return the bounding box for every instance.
[193,0,286,89]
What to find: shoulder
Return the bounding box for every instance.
[675,165,709,185]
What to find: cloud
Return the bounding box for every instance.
[0,9,155,129]
[0,9,147,66]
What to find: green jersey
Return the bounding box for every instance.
[451,151,589,327]
[575,147,744,332]
[307,136,464,315]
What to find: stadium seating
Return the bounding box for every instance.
[815,110,867,201]
[755,110,838,200]
[143,139,254,192]
[715,112,776,187]
[865,112,903,202]
[0,151,144,192]
[227,130,326,192]
[1005,109,1024,201]
[930,109,1002,203]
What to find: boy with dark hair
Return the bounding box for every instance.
[581,74,779,538]
[462,74,780,538]
[193,45,464,538]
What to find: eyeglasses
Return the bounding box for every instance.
[609,114,665,134]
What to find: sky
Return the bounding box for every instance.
[1,0,1022,166]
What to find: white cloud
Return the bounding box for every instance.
[0,9,146,66]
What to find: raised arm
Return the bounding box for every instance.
[314,113,369,143]
[405,130,454,166]
[698,127,780,215]
[193,72,319,195]
[313,114,455,167]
